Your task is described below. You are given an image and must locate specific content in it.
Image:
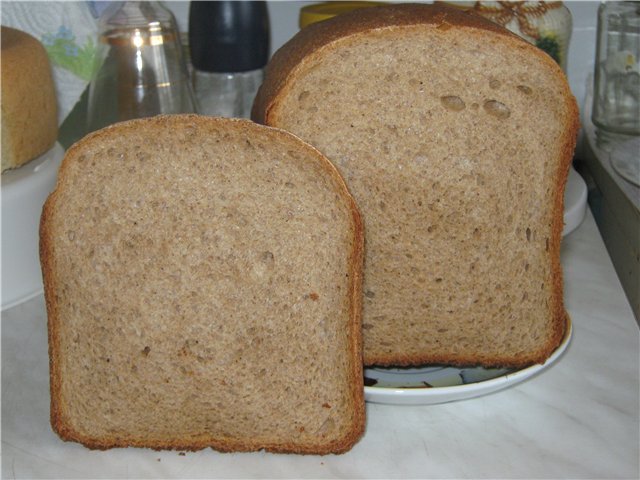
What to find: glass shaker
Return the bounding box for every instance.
[188,1,270,118]
[592,1,640,139]
[87,1,197,133]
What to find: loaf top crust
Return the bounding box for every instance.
[255,3,527,123]
[1,26,58,171]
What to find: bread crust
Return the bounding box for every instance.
[40,115,365,454]
[253,3,579,368]
[1,26,58,171]
[252,3,516,124]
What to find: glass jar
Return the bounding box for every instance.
[592,1,640,138]
[299,2,383,29]
[443,1,573,72]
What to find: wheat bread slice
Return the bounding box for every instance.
[40,115,365,453]
[253,3,579,368]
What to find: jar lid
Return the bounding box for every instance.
[189,1,270,73]
[299,2,384,29]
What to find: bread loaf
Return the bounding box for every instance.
[1,26,58,172]
[40,115,365,453]
[253,3,579,367]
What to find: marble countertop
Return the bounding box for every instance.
[2,209,638,479]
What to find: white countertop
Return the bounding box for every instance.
[2,208,638,479]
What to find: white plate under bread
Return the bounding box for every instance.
[563,167,588,237]
[1,143,64,310]
[364,317,573,405]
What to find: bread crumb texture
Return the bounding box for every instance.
[41,116,364,453]
[260,4,578,367]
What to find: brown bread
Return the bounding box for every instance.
[253,3,579,367]
[40,115,365,453]
[1,26,58,172]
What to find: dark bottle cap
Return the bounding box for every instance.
[189,1,270,73]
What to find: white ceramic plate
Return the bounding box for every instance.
[563,166,587,237]
[364,318,572,405]
[1,143,64,311]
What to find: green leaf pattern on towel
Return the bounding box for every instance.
[42,25,96,82]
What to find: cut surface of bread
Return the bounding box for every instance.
[40,115,364,453]
[253,3,579,367]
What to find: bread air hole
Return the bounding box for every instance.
[483,100,511,119]
[385,72,399,82]
[297,90,310,102]
[408,78,425,90]
[517,85,533,95]
[316,417,335,436]
[440,95,466,111]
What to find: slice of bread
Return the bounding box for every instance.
[40,115,365,454]
[253,3,579,368]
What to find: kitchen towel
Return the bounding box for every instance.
[1,1,109,125]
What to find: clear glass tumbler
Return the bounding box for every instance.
[87,1,196,133]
